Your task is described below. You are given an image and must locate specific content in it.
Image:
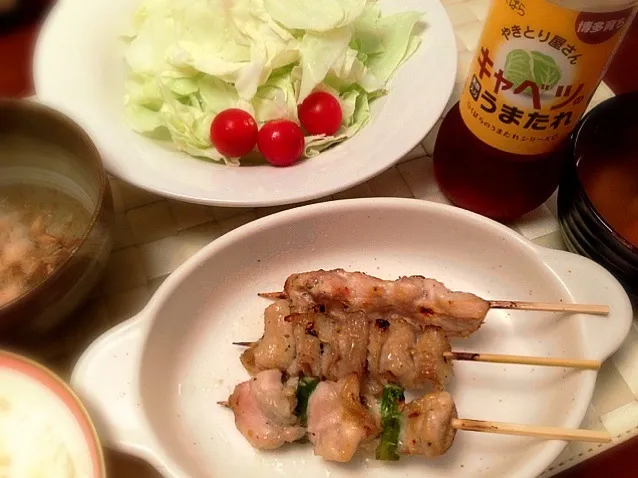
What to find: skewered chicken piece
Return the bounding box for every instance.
[306,374,379,462]
[223,371,609,463]
[369,318,452,392]
[398,388,457,459]
[227,369,305,450]
[260,270,610,339]
[239,300,295,374]
[240,300,454,392]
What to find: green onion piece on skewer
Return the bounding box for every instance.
[295,377,320,427]
[376,385,405,461]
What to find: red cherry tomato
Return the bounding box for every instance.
[298,91,342,136]
[257,120,305,167]
[210,108,258,157]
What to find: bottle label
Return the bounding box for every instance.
[459,0,637,155]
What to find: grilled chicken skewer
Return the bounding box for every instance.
[261,269,491,338]
[237,301,600,394]
[224,370,456,461]
[237,338,599,375]
[259,269,609,338]
[221,370,610,463]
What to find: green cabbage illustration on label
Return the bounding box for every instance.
[504,49,562,90]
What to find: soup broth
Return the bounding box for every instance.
[0,184,91,306]
[578,150,638,248]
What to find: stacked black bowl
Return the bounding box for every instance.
[558,91,638,302]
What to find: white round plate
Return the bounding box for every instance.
[33,0,457,207]
[70,198,632,478]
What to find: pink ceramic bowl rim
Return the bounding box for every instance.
[0,350,106,477]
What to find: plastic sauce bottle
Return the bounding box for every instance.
[433,0,638,221]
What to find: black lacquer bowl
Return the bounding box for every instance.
[557,92,638,302]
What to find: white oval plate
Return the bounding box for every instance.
[33,0,456,207]
[71,198,633,478]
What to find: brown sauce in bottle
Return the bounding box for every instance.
[434,104,566,221]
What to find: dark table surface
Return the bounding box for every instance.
[2,3,638,477]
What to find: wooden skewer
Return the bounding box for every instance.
[233,342,600,370]
[452,418,611,443]
[233,341,255,347]
[259,292,288,300]
[216,401,609,443]
[259,292,609,316]
[445,352,601,371]
[489,300,609,316]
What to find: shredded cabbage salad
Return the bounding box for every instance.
[123,0,423,165]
